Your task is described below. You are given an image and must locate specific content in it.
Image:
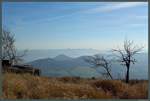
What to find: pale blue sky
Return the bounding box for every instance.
[2,2,148,51]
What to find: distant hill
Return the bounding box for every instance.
[53,54,73,61]
[19,49,104,62]
[27,53,148,79]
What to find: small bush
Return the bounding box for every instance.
[92,80,127,96]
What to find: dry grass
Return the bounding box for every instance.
[2,73,148,99]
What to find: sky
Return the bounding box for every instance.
[2,2,148,51]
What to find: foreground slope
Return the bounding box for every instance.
[3,73,148,99]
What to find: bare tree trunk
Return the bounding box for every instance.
[108,72,113,80]
[112,39,144,83]
[105,67,113,80]
[126,66,130,83]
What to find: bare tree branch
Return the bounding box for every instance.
[112,39,144,83]
[84,55,113,79]
[1,28,28,64]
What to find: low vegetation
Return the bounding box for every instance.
[2,73,148,99]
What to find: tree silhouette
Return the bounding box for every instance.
[112,39,143,83]
[1,28,27,65]
[85,55,113,79]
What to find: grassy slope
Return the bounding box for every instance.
[2,73,148,99]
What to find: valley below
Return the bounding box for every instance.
[25,51,148,80]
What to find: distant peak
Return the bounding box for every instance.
[54,54,72,61]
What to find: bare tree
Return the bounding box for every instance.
[1,28,27,65]
[85,55,113,79]
[112,39,143,83]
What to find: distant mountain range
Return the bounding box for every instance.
[27,52,148,79]
[20,49,106,62]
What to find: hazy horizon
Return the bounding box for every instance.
[18,48,148,53]
[19,48,148,63]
